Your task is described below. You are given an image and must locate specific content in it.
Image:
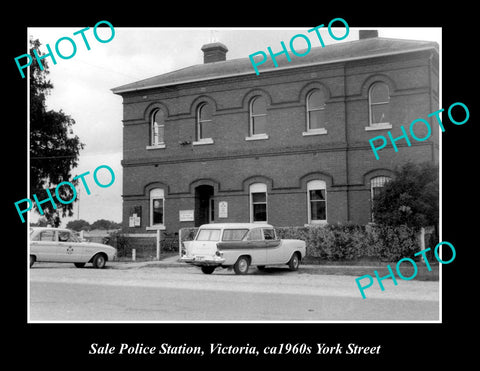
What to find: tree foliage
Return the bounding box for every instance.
[65,219,91,231]
[372,162,439,229]
[30,38,84,226]
[66,219,121,231]
[90,219,122,230]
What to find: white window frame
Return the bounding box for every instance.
[193,102,214,145]
[147,188,166,230]
[146,109,166,149]
[249,183,267,223]
[303,89,328,136]
[246,96,269,141]
[306,180,327,224]
[365,82,392,131]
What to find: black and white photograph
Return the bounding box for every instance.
[26,24,443,323]
[9,8,474,365]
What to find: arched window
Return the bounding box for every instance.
[369,82,390,126]
[307,89,326,129]
[307,180,327,223]
[249,96,267,137]
[151,109,165,146]
[150,188,165,227]
[249,183,267,223]
[370,176,391,221]
[196,102,213,143]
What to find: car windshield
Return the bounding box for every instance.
[196,229,221,241]
[222,229,248,241]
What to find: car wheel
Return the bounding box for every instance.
[234,256,250,275]
[201,266,215,274]
[92,253,107,269]
[29,255,35,268]
[74,263,86,268]
[288,252,300,271]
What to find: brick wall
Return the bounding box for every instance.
[120,50,438,234]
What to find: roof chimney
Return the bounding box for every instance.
[201,42,228,63]
[359,30,379,39]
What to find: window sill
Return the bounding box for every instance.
[146,225,166,231]
[304,221,328,227]
[146,144,166,150]
[364,123,392,131]
[192,138,214,146]
[302,128,327,136]
[245,134,269,141]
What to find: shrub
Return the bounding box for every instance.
[276,223,419,262]
[107,231,130,258]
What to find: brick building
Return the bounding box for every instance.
[112,30,439,235]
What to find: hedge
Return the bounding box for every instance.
[275,223,420,262]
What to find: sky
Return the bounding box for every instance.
[27,26,441,227]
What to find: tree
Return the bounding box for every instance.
[90,219,121,230]
[372,162,439,230]
[30,38,84,226]
[30,217,49,227]
[66,219,91,231]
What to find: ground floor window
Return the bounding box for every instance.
[307,180,327,223]
[250,183,267,222]
[370,176,391,221]
[150,188,164,227]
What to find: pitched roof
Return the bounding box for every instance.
[111,37,438,94]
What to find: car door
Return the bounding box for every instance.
[57,230,85,262]
[31,229,60,262]
[244,228,267,265]
[264,228,287,264]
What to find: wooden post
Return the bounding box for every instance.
[156,229,161,260]
[419,226,426,264]
[178,229,182,258]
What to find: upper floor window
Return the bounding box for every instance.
[368,82,391,129]
[246,96,268,140]
[194,102,214,145]
[307,180,327,224]
[303,89,327,136]
[150,109,165,147]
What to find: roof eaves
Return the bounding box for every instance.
[111,44,437,95]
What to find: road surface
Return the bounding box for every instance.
[29,263,440,322]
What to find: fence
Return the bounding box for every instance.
[105,231,179,261]
[94,224,437,262]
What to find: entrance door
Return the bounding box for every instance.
[194,185,214,227]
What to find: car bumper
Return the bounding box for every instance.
[180,256,226,266]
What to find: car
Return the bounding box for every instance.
[29,227,117,269]
[180,223,306,275]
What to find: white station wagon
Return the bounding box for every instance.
[181,223,306,275]
[29,227,117,269]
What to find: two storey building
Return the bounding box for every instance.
[112,30,439,235]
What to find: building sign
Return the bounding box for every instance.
[219,201,228,218]
[129,213,141,227]
[129,206,141,227]
[179,209,194,222]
